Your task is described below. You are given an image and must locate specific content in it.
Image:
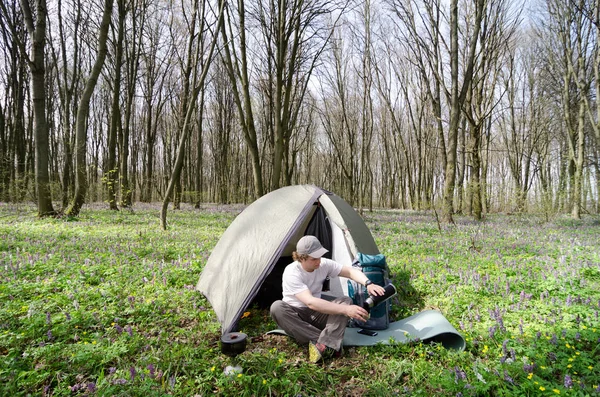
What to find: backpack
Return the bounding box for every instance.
[347,253,390,330]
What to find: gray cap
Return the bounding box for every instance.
[296,235,328,258]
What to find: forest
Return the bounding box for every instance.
[0,0,599,222]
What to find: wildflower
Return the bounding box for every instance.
[523,363,535,373]
[211,366,215,372]
[564,375,573,388]
[589,366,594,370]
[504,370,514,384]
[148,364,155,378]
[129,367,136,381]
[552,389,560,394]
[540,386,546,391]
[263,379,267,385]
[237,373,242,378]
[241,311,251,319]
[527,373,533,379]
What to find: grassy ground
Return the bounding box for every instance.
[1,202,599,396]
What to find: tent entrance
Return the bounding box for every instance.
[251,204,333,309]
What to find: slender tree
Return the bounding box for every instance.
[66,0,114,216]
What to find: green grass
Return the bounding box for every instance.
[1,203,599,396]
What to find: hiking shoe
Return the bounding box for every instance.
[308,341,339,363]
[308,341,328,363]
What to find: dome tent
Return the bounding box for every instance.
[196,185,379,334]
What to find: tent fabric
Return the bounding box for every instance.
[196,184,379,334]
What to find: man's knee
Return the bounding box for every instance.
[270,300,283,317]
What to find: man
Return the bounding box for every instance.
[270,235,385,363]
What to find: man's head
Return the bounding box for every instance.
[293,236,328,272]
[296,235,328,258]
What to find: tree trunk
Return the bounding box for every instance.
[66,0,113,216]
[106,0,126,211]
[18,0,56,216]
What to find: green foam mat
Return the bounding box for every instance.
[266,310,465,351]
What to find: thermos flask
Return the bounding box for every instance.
[362,283,397,312]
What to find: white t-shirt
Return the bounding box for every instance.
[282,258,343,308]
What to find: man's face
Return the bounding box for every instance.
[301,256,321,272]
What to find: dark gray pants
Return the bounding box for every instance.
[270,296,352,351]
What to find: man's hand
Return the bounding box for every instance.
[345,304,370,322]
[366,283,386,296]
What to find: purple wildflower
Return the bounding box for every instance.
[523,363,535,372]
[564,375,573,388]
[109,367,116,375]
[169,375,176,388]
[113,379,127,385]
[550,334,557,345]
[502,339,509,354]
[503,370,514,384]
[87,382,96,393]
[65,312,71,321]
[128,296,135,308]
[148,364,155,378]
[130,366,136,381]
[47,330,53,341]
[489,326,496,339]
[115,324,123,334]
[126,325,133,337]
[46,312,51,325]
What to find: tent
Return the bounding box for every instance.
[196,184,379,334]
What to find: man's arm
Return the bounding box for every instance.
[338,265,386,297]
[294,289,370,322]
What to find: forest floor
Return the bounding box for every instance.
[1,202,599,396]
